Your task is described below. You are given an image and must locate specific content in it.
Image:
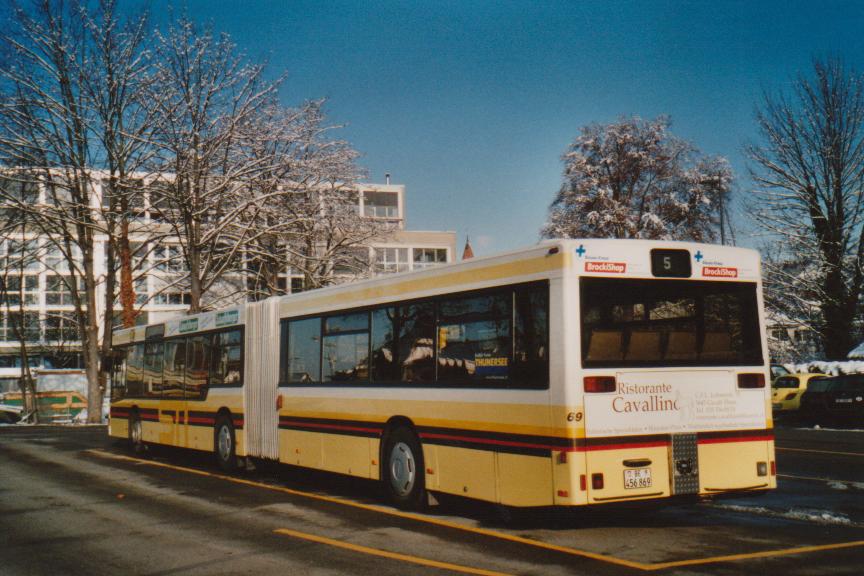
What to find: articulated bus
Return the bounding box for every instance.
[108,239,776,509]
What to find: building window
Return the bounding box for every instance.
[44,244,82,272]
[413,248,447,269]
[45,312,79,342]
[363,191,399,219]
[1,177,39,204]
[5,312,41,342]
[333,246,371,275]
[46,275,80,306]
[154,289,191,306]
[7,239,40,271]
[375,247,409,274]
[4,275,39,306]
[154,244,185,273]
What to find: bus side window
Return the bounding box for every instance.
[322,312,369,383]
[288,318,321,384]
[143,342,164,398]
[110,348,128,401]
[279,319,289,385]
[437,292,511,386]
[185,334,211,400]
[210,329,243,387]
[371,307,399,383]
[126,343,145,397]
[163,339,186,398]
[514,285,549,389]
[399,303,435,384]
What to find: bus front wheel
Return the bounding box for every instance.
[383,427,426,510]
[214,416,238,472]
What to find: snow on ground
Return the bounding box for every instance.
[712,503,856,526]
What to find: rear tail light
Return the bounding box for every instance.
[580,474,587,491]
[585,376,616,393]
[771,461,776,476]
[592,473,604,490]
[738,373,765,389]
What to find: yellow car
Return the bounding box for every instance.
[772,373,828,413]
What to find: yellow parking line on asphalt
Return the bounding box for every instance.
[88,449,864,572]
[86,449,649,570]
[274,528,511,576]
[644,540,864,571]
[776,447,864,458]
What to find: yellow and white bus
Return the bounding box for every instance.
[109,239,776,509]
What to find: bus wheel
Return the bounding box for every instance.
[128,412,145,454]
[214,416,238,472]
[383,427,426,510]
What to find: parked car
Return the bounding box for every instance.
[824,374,864,425]
[771,373,827,414]
[798,376,841,424]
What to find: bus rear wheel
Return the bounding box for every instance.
[214,416,238,472]
[383,427,426,510]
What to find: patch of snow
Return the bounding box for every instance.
[788,360,864,375]
[828,482,849,490]
[712,503,855,526]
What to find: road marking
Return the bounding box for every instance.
[779,473,862,484]
[644,540,864,571]
[88,449,864,572]
[85,449,648,570]
[777,447,864,458]
[274,528,511,576]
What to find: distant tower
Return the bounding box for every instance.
[462,236,474,260]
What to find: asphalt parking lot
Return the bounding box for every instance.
[1,423,862,575]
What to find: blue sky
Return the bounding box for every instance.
[153,1,864,256]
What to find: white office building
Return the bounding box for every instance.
[0,180,456,391]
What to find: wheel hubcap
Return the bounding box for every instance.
[389,442,416,496]
[218,425,232,461]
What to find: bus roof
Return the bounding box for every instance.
[112,239,760,344]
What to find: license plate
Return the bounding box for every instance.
[624,468,652,489]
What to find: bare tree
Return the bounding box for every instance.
[79,0,154,332]
[145,17,281,312]
[240,100,386,297]
[748,57,864,360]
[542,116,733,242]
[0,1,111,421]
[0,180,40,422]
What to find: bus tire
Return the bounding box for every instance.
[128,411,145,454]
[383,427,426,510]
[214,415,238,472]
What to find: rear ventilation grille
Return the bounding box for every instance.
[671,433,699,495]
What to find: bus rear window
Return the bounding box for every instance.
[581,278,762,368]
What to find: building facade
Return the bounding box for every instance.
[0,180,455,391]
